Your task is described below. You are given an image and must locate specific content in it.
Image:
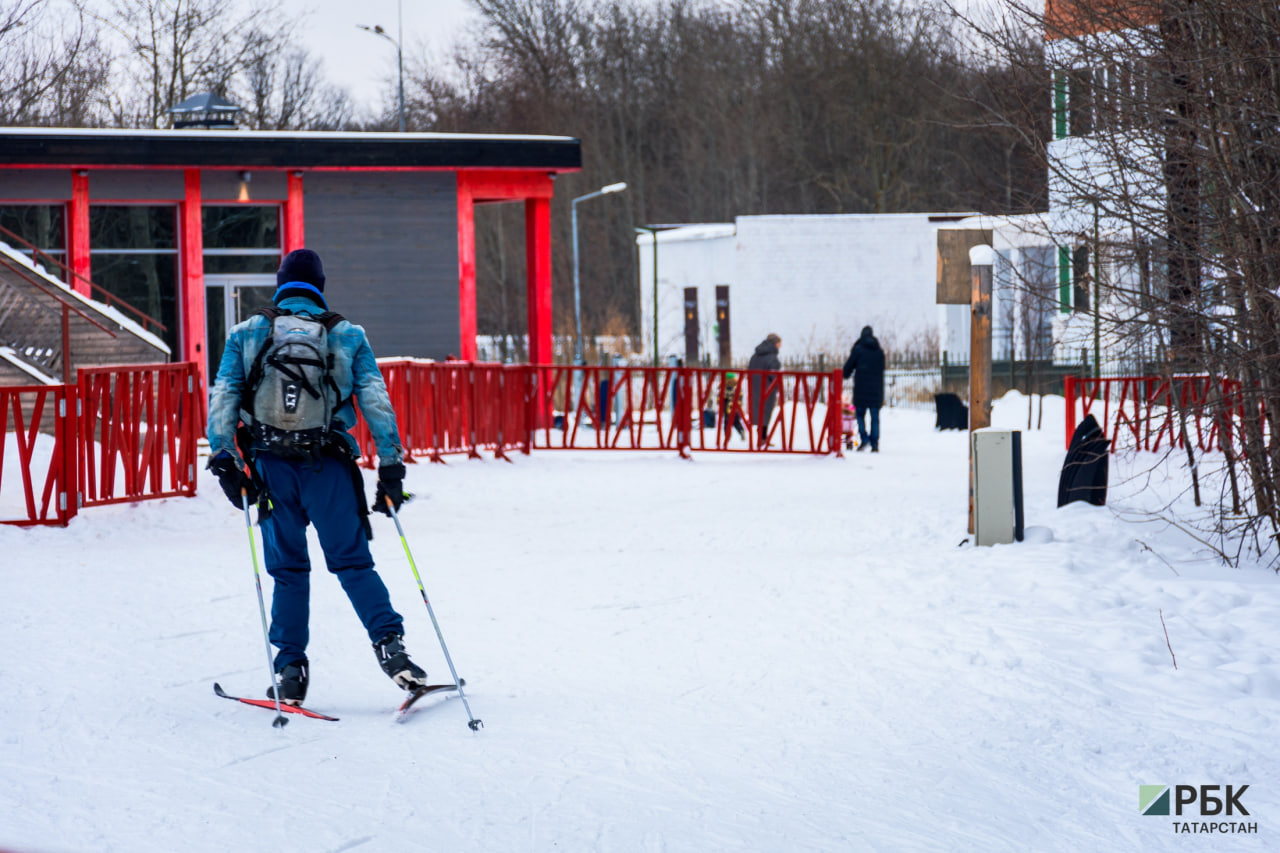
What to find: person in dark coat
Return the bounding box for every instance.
[747,333,782,445]
[842,325,885,452]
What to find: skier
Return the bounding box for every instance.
[206,248,429,706]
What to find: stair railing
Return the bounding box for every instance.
[0,222,166,337]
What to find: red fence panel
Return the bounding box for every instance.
[354,362,842,464]
[77,362,200,507]
[1064,375,1243,454]
[353,360,534,467]
[2,362,198,525]
[530,365,842,456]
[0,384,76,526]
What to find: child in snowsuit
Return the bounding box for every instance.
[720,372,747,439]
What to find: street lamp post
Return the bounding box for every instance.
[357,0,405,132]
[634,225,660,367]
[571,181,627,363]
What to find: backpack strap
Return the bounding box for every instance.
[253,306,345,328]
[315,310,345,330]
[311,311,346,402]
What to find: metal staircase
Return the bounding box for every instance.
[0,231,169,387]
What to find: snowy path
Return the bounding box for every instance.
[2,397,1278,852]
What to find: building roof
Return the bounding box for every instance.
[167,93,242,116]
[0,127,582,171]
[1044,0,1160,40]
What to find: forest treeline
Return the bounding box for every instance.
[0,0,1046,339]
[416,0,1047,339]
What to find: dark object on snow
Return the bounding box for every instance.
[934,393,968,430]
[1057,413,1110,507]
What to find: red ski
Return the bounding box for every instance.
[213,682,340,721]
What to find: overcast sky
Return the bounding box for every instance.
[276,0,480,112]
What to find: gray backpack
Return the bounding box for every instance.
[243,307,345,457]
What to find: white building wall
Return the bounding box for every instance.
[637,224,735,364]
[637,214,951,365]
[732,215,942,361]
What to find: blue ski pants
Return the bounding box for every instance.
[255,453,404,670]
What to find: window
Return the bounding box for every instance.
[995,250,1015,360]
[1069,68,1094,136]
[1073,244,1091,312]
[1021,246,1056,358]
[202,205,281,273]
[0,204,66,280]
[90,205,179,353]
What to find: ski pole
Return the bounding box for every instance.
[385,495,483,731]
[243,488,288,729]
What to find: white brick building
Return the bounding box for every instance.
[636,213,970,364]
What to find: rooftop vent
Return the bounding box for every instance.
[167,92,242,130]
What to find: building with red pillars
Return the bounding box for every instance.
[0,127,581,391]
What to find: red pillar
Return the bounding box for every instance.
[525,197,552,365]
[456,180,477,361]
[68,170,91,296]
[284,171,305,252]
[180,169,206,387]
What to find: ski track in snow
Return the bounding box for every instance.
[2,394,1279,852]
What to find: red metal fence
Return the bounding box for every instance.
[353,361,843,464]
[4,360,837,524]
[1,362,200,526]
[78,363,201,508]
[1064,375,1242,454]
[0,384,77,525]
[350,360,532,464]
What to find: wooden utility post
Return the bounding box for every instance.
[968,244,995,534]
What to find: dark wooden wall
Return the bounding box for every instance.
[304,172,460,360]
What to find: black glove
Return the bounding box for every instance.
[208,452,259,509]
[372,462,407,516]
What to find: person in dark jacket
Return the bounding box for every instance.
[206,248,430,707]
[842,325,885,452]
[747,333,782,445]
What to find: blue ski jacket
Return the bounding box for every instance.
[207,294,404,467]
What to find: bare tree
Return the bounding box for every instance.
[0,0,111,125]
[91,0,297,127]
[410,0,1037,346]
[242,45,353,130]
[958,0,1280,563]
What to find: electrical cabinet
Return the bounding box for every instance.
[972,428,1025,546]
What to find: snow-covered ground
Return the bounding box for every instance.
[3,394,1278,852]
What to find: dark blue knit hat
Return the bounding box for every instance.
[277,248,325,291]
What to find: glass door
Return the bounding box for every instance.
[206,274,276,378]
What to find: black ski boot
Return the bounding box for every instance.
[373,633,428,691]
[266,661,309,706]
